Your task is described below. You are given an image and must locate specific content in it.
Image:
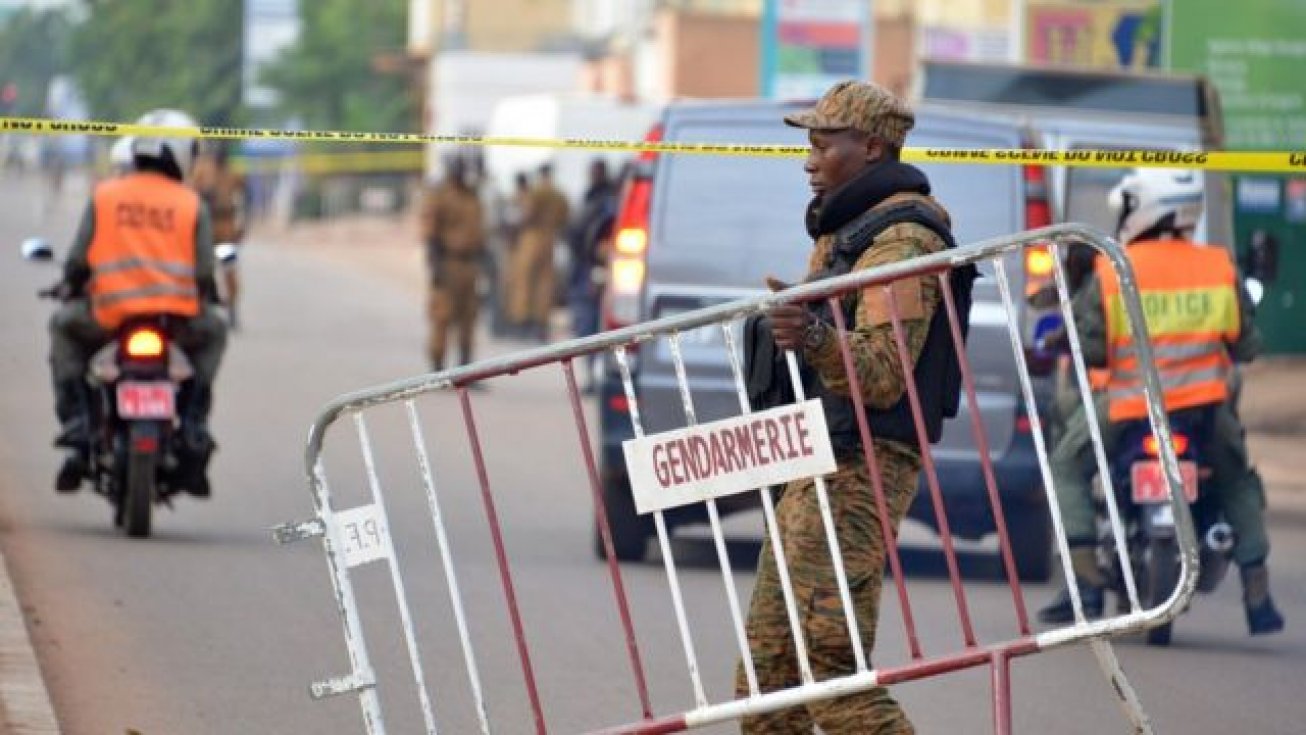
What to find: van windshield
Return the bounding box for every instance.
[655,116,1022,285]
[655,119,812,283]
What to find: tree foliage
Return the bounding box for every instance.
[0,8,73,116]
[259,0,414,133]
[68,0,243,125]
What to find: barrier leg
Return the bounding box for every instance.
[991,650,1012,735]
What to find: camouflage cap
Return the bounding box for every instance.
[784,80,914,149]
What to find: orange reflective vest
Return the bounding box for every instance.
[87,172,200,330]
[1097,239,1239,422]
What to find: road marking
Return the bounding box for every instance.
[0,554,61,734]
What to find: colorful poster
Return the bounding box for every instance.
[922,26,1010,63]
[761,0,869,99]
[1025,0,1161,69]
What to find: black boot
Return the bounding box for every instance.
[175,382,215,498]
[1241,563,1285,636]
[1038,547,1107,624]
[1038,580,1106,624]
[52,379,90,493]
[53,378,90,450]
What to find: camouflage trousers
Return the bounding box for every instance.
[736,439,920,735]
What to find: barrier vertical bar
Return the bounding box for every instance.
[991,650,1012,735]
[354,413,439,735]
[828,300,923,660]
[937,273,1031,635]
[458,387,548,734]
[561,358,655,720]
[992,258,1085,622]
[666,333,762,691]
[1047,242,1141,612]
[613,346,709,708]
[781,349,868,674]
[885,285,977,648]
[309,457,387,734]
[720,321,814,695]
[405,400,492,735]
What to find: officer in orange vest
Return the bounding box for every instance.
[1038,168,1283,635]
[48,110,228,497]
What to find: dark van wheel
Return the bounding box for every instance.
[1006,502,1053,582]
[594,474,653,562]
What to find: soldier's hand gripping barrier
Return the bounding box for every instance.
[275,224,1194,734]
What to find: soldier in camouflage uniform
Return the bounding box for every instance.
[735,81,962,735]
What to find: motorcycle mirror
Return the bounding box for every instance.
[21,237,54,262]
[1245,277,1265,306]
[215,242,239,265]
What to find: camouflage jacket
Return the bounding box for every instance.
[802,193,950,413]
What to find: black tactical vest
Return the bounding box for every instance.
[745,201,977,454]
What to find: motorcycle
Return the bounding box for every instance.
[23,237,226,538]
[1099,406,1235,646]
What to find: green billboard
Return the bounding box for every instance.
[1171,0,1306,353]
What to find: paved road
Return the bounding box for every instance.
[0,170,1302,734]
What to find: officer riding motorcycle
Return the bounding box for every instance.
[1037,167,1284,638]
[47,109,228,502]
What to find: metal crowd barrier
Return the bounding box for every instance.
[275,223,1196,734]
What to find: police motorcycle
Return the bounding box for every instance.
[1097,406,1234,646]
[22,237,237,538]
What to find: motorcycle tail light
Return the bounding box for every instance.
[125,328,165,359]
[1143,432,1189,457]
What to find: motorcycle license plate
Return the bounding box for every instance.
[116,381,175,419]
[1131,460,1198,504]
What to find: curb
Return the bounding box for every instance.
[0,554,60,734]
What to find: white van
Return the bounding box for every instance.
[918,61,1231,245]
[483,94,660,204]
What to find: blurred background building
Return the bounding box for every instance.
[1,0,1301,350]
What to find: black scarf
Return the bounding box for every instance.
[805,159,931,239]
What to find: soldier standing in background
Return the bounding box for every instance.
[509,163,569,342]
[421,156,486,371]
[491,171,532,336]
[191,142,247,329]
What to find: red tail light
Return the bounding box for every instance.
[124,327,165,359]
[1023,164,1052,230]
[608,394,630,414]
[603,124,661,331]
[1144,433,1189,457]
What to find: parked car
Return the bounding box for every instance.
[594,98,1057,580]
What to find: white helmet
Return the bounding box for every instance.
[109,136,135,172]
[1107,167,1204,245]
[130,109,199,179]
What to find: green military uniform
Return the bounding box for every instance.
[192,153,247,323]
[51,199,226,387]
[1049,272,1268,564]
[421,177,486,369]
[508,178,569,336]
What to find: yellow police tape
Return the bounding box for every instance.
[4,116,1304,174]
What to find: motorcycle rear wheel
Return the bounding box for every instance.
[123,448,155,538]
[1145,538,1179,646]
